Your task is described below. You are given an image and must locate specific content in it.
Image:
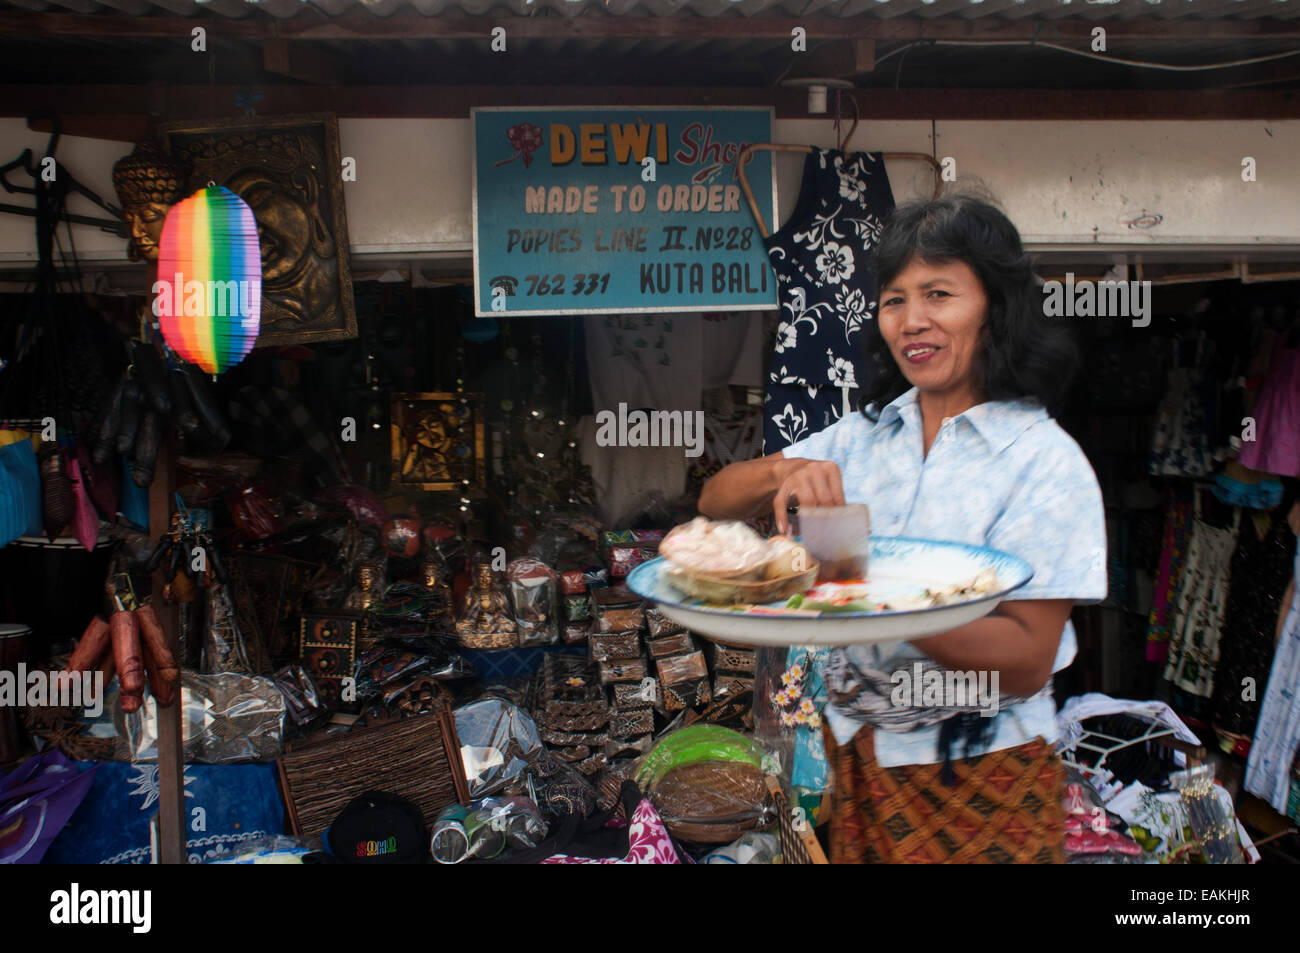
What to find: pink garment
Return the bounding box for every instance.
[540,797,682,865]
[1240,347,1300,477]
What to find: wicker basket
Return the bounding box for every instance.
[768,776,829,865]
[277,702,469,838]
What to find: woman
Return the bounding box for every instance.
[699,195,1106,863]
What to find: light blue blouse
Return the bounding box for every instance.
[782,387,1108,767]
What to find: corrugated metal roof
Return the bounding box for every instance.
[4,29,1293,87]
[6,0,1300,19]
[6,0,1299,92]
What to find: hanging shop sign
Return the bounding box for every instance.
[472,107,776,316]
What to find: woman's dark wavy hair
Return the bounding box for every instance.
[859,193,1078,421]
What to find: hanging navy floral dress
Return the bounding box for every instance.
[762,148,895,452]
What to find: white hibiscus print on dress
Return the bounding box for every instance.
[773,365,803,385]
[846,213,885,247]
[793,206,847,254]
[815,241,855,284]
[827,351,858,388]
[834,286,871,340]
[775,323,798,353]
[837,164,868,204]
[772,403,809,446]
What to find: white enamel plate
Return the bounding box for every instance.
[626,537,1034,647]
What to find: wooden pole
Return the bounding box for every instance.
[149,434,186,864]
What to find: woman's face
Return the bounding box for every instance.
[877,256,987,399]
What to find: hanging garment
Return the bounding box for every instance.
[1145,493,1193,664]
[764,380,856,451]
[700,312,764,390]
[762,149,894,452]
[1162,503,1241,700]
[1244,536,1300,814]
[1238,345,1300,478]
[1211,513,1296,740]
[1149,334,1217,478]
[584,314,705,417]
[688,404,763,490]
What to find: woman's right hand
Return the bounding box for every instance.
[773,459,846,534]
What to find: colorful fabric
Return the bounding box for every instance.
[0,751,96,864]
[1162,508,1240,699]
[1238,346,1300,478]
[540,795,681,864]
[1244,536,1300,814]
[1145,494,1193,663]
[825,724,1065,864]
[42,761,285,864]
[1149,333,1217,478]
[787,645,831,795]
[1212,513,1296,738]
[782,386,1108,765]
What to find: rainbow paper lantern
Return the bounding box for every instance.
[153,185,261,375]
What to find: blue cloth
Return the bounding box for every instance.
[42,761,286,864]
[782,387,1108,766]
[787,645,831,793]
[0,437,42,546]
[1213,472,1284,510]
[118,454,149,530]
[1244,538,1300,814]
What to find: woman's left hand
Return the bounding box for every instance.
[909,599,1073,697]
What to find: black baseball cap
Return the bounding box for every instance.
[325,791,429,864]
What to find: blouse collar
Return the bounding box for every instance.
[870,387,1049,453]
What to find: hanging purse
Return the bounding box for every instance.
[63,441,100,552]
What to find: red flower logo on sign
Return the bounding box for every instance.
[496,122,544,169]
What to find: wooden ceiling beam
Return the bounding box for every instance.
[3,12,1300,42]
[6,85,1300,128]
[262,38,347,86]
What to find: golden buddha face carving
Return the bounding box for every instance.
[111,141,183,262]
[162,119,357,345]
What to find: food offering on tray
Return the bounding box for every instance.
[784,567,1002,614]
[658,517,818,604]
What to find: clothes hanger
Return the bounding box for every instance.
[0,110,127,237]
[734,92,943,239]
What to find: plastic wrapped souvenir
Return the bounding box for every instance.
[636,724,776,843]
[453,696,544,798]
[506,558,559,647]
